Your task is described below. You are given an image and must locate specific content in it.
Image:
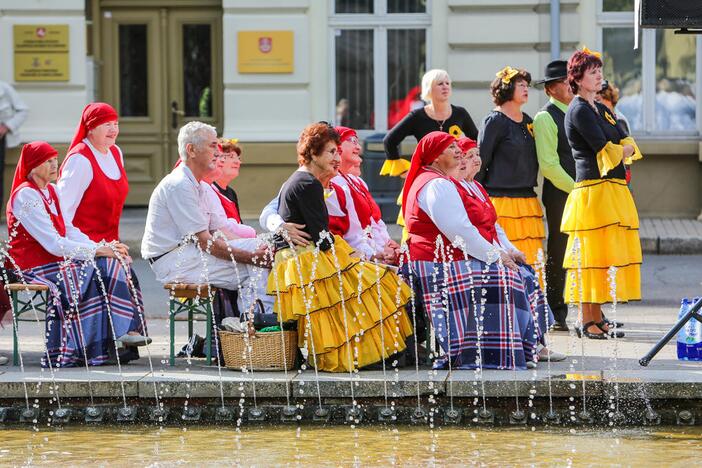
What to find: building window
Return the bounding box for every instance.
[598,2,700,135]
[331,0,430,132]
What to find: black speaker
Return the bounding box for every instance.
[640,0,702,29]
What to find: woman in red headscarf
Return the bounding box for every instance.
[56,103,128,243]
[331,126,400,264]
[404,131,550,370]
[5,141,149,368]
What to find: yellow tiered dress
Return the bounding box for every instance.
[490,196,546,266]
[267,236,413,372]
[561,136,643,304]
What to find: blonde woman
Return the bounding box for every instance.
[382,69,478,177]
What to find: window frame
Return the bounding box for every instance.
[597,0,702,137]
[329,0,432,135]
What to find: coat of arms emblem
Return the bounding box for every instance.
[259,37,272,53]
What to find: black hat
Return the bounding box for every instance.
[534,60,568,86]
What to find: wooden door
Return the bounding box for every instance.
[100,4,222,204]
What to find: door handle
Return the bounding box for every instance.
[171,101,185,129]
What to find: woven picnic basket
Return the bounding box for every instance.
[219,329,297,371]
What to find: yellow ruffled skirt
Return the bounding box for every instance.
[266,236,413,372]
[561,179,642,304]
[491,196,546,265]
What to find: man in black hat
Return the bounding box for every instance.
[533,60,575,331]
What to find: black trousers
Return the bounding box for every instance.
[542,181,570,324]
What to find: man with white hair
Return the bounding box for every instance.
[142,121,272,315]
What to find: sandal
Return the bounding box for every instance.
[575,321,608,340]
[602,314,624,328]
[597,321,625,338]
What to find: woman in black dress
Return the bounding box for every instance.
[561,48,642,339]
[267,123,413,372]
[382,69,479,177]
[476,67,545,267]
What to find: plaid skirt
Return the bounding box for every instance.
[412,260,552,370]
[15,258,145,368]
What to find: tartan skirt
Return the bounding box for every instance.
[14,258,145,368]
[412,260,552,370]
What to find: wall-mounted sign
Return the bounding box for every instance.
[13,24,70,82]
[238,30,294,74]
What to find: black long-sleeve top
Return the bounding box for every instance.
[564,97,628,182]
[476,110,538,198]
[383,105,478,159]
[273,170,331,251]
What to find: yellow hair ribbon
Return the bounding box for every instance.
[582,46,602,59]
[227,138,239,144]
[496,66,519,84]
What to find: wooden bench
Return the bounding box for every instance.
[165,283,219,366]
[5,283,50,366]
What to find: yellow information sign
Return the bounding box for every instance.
[13,24,70,82]
[238,31,294,74]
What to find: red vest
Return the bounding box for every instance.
[452,179,499,244]
[405,168,465,262]
[327,182,350,237]
[341,174,382,229]
[7,182,67,271]
[60,143,128,242]
[213,185,241,223]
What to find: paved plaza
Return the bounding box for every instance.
[1,254,700,404]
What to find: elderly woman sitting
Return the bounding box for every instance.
[331,126,400,263]
[404,132,556,370]
[267,123,413,373]
[6,142,149,368]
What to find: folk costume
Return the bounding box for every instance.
[332,126,393,259]
[261,178,369,256]
[57,103,128,243]
[477,105,545,267]
[404,132,549,370]
[266,170,413,373]
[6,142,145,368]
[562,94,643,304]
[533,60,576,326]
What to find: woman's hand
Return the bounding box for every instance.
[622,144,635,161]
[509,249,527,265]
[280,222,312,247]
[95,242,131,262]
[499,250,519,271]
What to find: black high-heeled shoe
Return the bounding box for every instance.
[575,321,608,340]
[597,321,625,338]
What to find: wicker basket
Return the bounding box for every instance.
[219,329,298,371]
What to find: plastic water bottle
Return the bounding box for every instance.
[677,297,702,361]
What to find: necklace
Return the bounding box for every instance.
[437,119,447,132]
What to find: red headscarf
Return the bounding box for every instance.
[401,131,456,217]
[334,126,357,144]
[6,141,58,211]
[68,102,119,152]
[457,137,477,153]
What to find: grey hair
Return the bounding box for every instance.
[421,69,451,103]
[177,121,217,162]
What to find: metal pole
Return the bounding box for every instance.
[550,0,561,60]
[640,298,702,366]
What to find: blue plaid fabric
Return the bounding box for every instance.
[15,258,145,368]
[413,260,552,370]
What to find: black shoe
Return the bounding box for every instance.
[597,321,625,338]
[551,321,569,332]
[176,335,205,358]
[574,321,608,340]
[602,315,624,328]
